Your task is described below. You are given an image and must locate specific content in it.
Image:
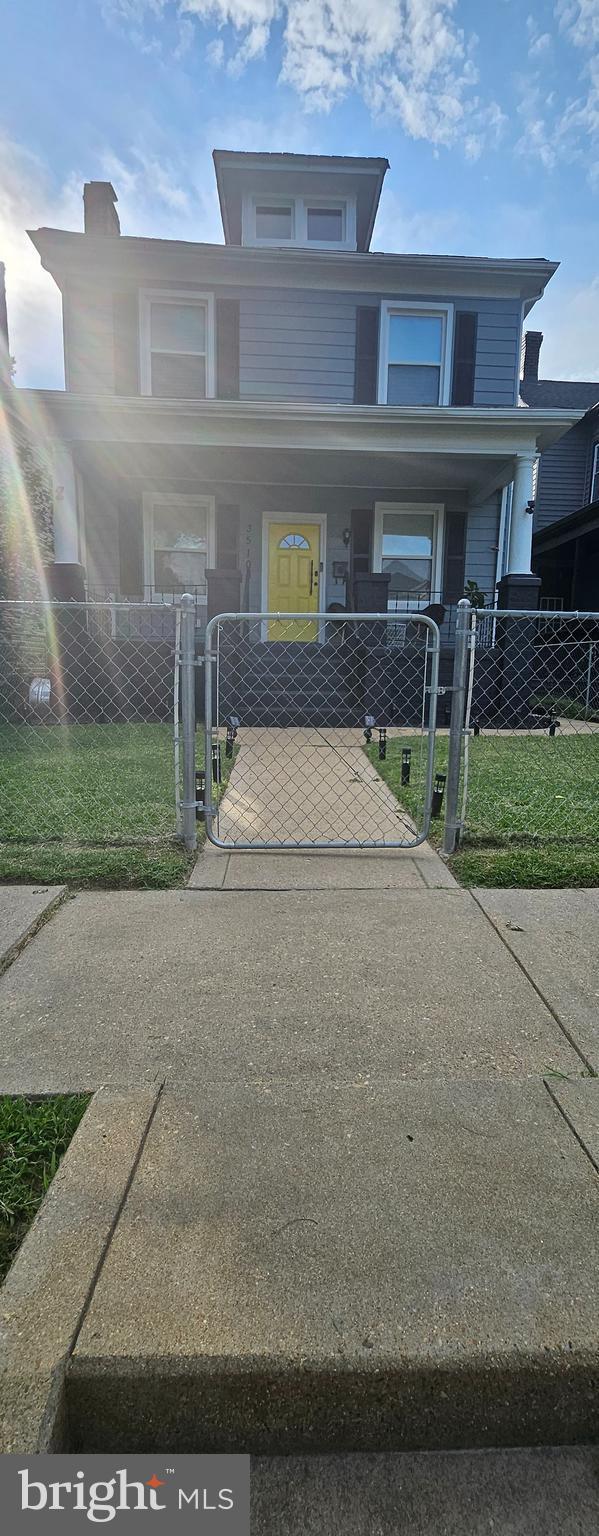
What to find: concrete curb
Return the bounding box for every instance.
[0,1083,161,1453]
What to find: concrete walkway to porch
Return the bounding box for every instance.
[193,726,454,883]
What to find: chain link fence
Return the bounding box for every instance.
[0,599,184,882]
[203,610,440,849]
[444,605,599,867]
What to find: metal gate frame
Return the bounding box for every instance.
[201,608,441,853]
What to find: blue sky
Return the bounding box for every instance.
[1,0,598,386]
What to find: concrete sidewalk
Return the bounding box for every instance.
[0,880,598,1469]
[0,888,583,1092]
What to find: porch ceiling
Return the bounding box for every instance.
[73,439,514,498]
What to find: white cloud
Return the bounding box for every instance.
[0,135,80,388]
[102,0,505,157]
[555,0,599,48]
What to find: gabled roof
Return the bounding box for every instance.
[212,149,389,251]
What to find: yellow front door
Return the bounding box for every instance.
[267,522,320,641]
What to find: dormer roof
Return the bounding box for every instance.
[212,149,389,251]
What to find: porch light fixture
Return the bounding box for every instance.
[378,727,387,760]
[401,747,411,785]
[363,713,375,744]
[431,772,447,819]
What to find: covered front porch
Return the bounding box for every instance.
[33,395,576,623]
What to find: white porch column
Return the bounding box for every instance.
[507,451,537,574]
[52,443,79,562]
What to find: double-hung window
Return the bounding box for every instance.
[591,442,599,504]
[378,303,453,406]
[140,290,215,398]
[143,493,215,599]
[373,502,444,610]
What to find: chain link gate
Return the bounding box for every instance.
[202,609,440,851]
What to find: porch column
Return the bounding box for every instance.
[506,451,537,574]
[52,443,79,563]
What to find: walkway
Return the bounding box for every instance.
[210,727,427,848]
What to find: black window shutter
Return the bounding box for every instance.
[451,311,477,405]
[113,293,139,395]
[216,298,240,399]
[354,308,379,404]
[216,503,240,568]
[442,510,467,603]
[118,496,143,596]
[350,508,373,585]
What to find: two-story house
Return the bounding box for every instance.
[519,331,599,610]
[20,150,582,628]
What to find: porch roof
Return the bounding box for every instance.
[19,391,582,466]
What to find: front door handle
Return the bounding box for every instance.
[309,559,314,595]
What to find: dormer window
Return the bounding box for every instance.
[243,194,356,249]
[255,204,294,241]
[306,205,344,243]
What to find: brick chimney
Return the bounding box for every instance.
[522,330,543,383]
[83,181,120,236]
[0,262,11,383]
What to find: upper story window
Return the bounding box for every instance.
[378,303,453,406]
[243,194,356,249]
[139,290,215,398]
[591,442,599,504]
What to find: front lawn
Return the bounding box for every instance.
[367,732,599,887]
[0,723,223,888]
[0,1095,89,1283]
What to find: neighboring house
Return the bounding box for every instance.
[520,331,599,610]
[14,150,582,627]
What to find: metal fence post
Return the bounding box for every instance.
[443,598,471,856]
[180,592,197,853]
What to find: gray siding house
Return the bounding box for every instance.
[19,150,581,624]
[520,331,599,609]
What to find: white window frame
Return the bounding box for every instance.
[373,501,445,610]
[591,441,599,504]
[143,491,216,602]
[139,289,215,398]
[377,301,454,407]
[242,193,356,250]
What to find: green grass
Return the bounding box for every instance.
[0,723,225,889]
[367,732,599,888]
[0,1095,90,1283]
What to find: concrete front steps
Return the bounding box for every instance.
[65,1076,599,1454]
